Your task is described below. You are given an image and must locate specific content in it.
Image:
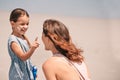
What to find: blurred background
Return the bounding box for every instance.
[0,0,120,80]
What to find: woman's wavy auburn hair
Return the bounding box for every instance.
[43,19,84,62]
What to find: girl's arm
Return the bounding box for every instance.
[11,37,39,61]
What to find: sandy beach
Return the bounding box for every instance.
[0,11,120,80]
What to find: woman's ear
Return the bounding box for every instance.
[50,34,58,40]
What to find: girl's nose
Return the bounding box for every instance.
[24,25,28,29]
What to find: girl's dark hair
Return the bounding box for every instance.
[9,8,29,22]
[43,19,84,62]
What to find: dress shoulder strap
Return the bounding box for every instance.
[53,53,85,80]
[69,62,85,80]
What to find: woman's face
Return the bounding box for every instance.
[42,32,52,50]
[11,15,29,36]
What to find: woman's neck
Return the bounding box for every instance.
[51,48,59,55]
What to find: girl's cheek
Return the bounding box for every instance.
[16,26,22,30]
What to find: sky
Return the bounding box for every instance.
[0,0,120,18]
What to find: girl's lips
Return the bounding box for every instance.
[21,29,25,32]
[21,28,26,32]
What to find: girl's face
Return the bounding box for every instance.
[11,15,29,36]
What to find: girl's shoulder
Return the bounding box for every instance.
[8,35,16,40]
[8,35,18,43]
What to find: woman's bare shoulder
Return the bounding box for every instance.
[42,56,67,69]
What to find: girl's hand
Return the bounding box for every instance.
[31,37,40,49]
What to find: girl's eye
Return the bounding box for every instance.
[21,23,25,26]
[20,23,29,26]
[27,23,29,25]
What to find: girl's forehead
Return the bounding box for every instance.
[17,15,29,22]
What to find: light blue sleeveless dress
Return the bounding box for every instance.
[8,35,34,80]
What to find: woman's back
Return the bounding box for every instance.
[42,54,81,80]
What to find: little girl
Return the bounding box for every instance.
[8,8,39,80]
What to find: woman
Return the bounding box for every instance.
[8,8,39,80]
[42,19,91,80]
